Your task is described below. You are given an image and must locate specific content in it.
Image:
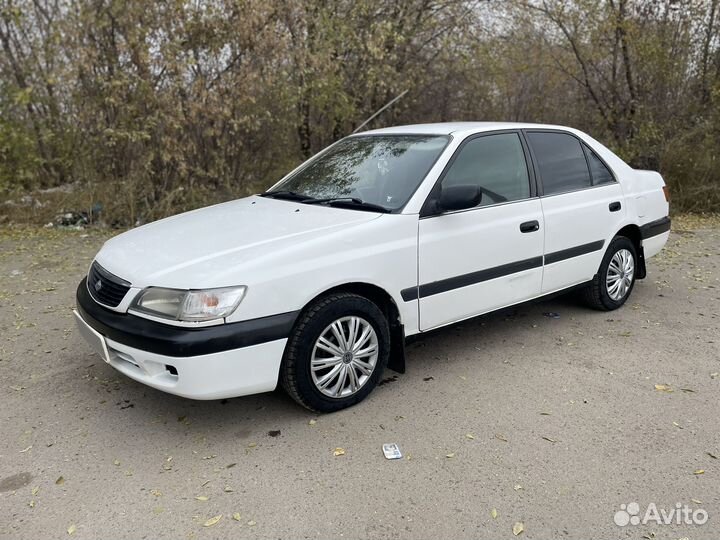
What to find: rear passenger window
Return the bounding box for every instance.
[583,144,615,185]
[441,133,530,206]
[527,132,591,195]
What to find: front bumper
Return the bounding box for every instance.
[74,278,296,399]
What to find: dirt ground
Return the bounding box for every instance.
[1,217,719,540]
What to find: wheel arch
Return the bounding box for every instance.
[294,282,406,374]
[614,223,646,279]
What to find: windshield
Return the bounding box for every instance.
[268,135,450,211]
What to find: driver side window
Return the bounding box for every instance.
[442,133,530,206]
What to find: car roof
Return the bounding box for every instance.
[359,122,579,137]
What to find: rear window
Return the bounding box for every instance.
[527,132,591,195]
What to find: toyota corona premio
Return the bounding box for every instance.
[74,122,670,412]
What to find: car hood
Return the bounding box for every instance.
[95,196,382,288]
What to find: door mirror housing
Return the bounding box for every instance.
[438,184,482,213]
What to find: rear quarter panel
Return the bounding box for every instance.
[574,131,669,250]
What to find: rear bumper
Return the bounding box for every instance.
[640,216,671,259]
[640,216,671,239]
[74,278,295,399]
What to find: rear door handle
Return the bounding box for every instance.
[520,220,540,233]
[609,201,621,212]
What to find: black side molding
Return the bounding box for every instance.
[76,278,298,357]
[400,287,419,302]
[640,216,671,239]
[401,256,543,301]
[401,239,607,302]
[544,240,605,265]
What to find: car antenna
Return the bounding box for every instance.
[351,90,409,134]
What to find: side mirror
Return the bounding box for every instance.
[438,184,482,213]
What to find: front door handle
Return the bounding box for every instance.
[609,201,622,212]
[520,220,540,233]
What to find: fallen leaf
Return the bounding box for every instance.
[195,496,209,501]
[711,372,719,379]
[539,412,552,416]
[224,486,233,493]
[113,459,120,466]
[201,480,211,487]
[333,447,345,456]
[150,489,162,497]
[491,508,498,519]
[514,484,524,491]
[465,433,475,440]
[232,512,242,521]
[29,500,35,508]
[445,453,456,458]
[308,419,317,425]
[67,524,77,535]
[512,521,524,535]
[681,388,696,393]
[542,436,557,443]
[494,434,508,442]
[691,498,703,504]
[55,476,65,485]
[19,445,32,453]
[672,422,683,429]
[247,442,257,448]
[247,520,256,526]
[31,487,39,495]
[654,384,673,392]
[693,469,705,475]
[177,415,187,422]
[203,515,222,527]
[153,507,164,515]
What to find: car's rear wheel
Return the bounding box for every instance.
[280,292,390,412]
[582,236,637,311]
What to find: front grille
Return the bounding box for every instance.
[87,262,131,308]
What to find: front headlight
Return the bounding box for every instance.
[131,286,247,322]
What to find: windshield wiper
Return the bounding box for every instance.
[303,197,391,213]
[259,190,315,202]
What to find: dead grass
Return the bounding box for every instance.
[672,212,720,231]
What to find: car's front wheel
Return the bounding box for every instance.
[582,236,637,310]
[280,292,390,412]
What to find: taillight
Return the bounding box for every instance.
[662,185,670,202]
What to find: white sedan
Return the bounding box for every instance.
[75,122,670,412]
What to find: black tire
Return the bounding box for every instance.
[280,292,390,412]
[582,235,638,311]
